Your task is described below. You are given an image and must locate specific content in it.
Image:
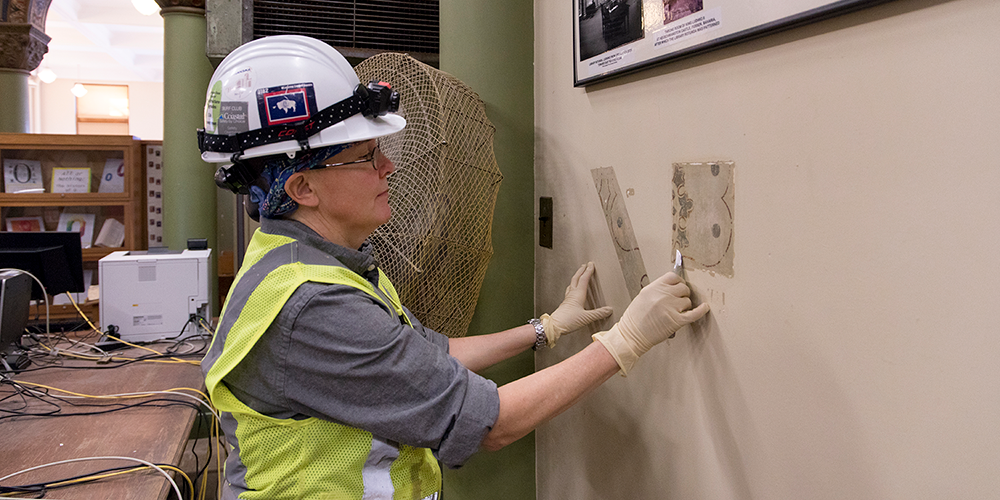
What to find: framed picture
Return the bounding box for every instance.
[58,212,97,249]
[3,159,44,193]
[5,216,45,232]
[573,0,895,86]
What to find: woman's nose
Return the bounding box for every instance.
[375,148,395,176]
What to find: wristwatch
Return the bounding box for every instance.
[529,318,546,351]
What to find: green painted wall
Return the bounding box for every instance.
[160,10,219,310]
[0,69,29,133]
[161,11,216,252]
[439,1,536,499]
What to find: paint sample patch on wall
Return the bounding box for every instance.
[592,166,650,299]
[672,161,734,277]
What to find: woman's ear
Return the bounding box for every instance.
[284,172,320,207]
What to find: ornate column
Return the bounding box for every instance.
[155,0,216,253]
[0,0,51,132]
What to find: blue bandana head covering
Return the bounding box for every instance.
[250,142,359,219]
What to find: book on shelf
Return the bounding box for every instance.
[94,218,126,248]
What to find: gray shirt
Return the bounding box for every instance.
[224,217,500,468]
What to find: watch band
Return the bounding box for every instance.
[529,318,546,351]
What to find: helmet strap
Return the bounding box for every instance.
[198,80,400,159]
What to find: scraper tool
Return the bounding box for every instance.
[670,249,685,338]
[672,249,684,279]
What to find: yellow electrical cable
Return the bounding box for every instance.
[65,292,199,365]
[34,329,196,366]
[0,465,194,500]
[217,412,224,499]
[2,383,213,498]
[52,464,194,497]
[63,291,103,335]
[166,386,210,401]
[12,381,209,403]
[13,380,148,399]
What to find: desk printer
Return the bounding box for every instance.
[99,249,211,342]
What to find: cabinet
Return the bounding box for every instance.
[0,133,147,323]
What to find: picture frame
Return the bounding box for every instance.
[5,216,45,232]
[3,159,44,193]
[573,0,896,87]
[58,212,97,249]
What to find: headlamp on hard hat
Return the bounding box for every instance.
[356,81,400,118]
[214,161,263,195]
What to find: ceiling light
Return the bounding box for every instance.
[132,0,160,16]
[71,83,88,98]
[38,68,57,83]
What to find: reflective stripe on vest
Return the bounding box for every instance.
[203,229,440,500]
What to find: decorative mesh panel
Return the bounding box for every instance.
[253,1,439,60]
[356,53,502,338]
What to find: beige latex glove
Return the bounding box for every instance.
[539,262,613,347]
[593,271,709,375]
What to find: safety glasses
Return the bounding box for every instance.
[316,144,382,171]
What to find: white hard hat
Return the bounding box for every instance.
[198,35,405,164]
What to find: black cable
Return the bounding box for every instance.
[164,333,212,355]
[0,391,202,422]
[0,378,62,418]
[160,317,195,342]
[0,463,184,495]
[14,348,205,374]
[15,316,214,375]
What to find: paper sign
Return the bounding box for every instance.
[97,159,125,193]
[3,159,44,193]
[591,166,650,299]
[58,212,96,248]
[52,168,92,193]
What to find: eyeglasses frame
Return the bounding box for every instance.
[315,144,382,171]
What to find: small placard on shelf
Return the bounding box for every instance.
[52,167,92,193]
[3,159,44,193]
[97,158,125,193]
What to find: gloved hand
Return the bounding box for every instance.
[593,271,709,375]
[540,262,613,348]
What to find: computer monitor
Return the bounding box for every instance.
[0,231,85,300]
[0,270,32,373]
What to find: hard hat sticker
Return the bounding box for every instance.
[257,83,318,126]
[225,67,255,100]
[219,101,250,135]
[205,81,223,134]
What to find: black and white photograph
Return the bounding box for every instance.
[574,0,893,86]
[577,0,645,61]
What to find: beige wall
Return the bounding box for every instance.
[534,0,1000,498]
[38,79,163,140]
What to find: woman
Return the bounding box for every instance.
[199,35,708,500]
